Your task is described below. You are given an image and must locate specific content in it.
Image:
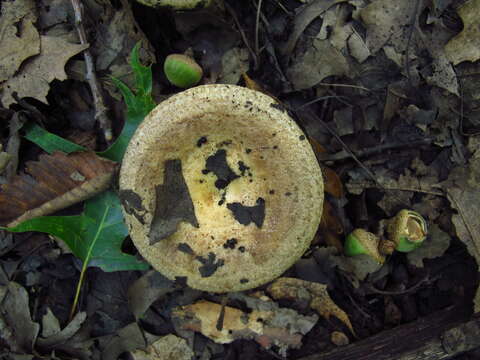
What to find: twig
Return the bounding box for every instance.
[294,95,350,111]
[365,275,440,296]
[225,2,259,70]
[316,82,373,93]
[316,138,433,162]
[70,0,112,143]
[306,110,385,191]
[405,0,421,87]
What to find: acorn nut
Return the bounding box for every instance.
[344,229,385,264]
[387,209,427,252]
[164,54,203,88]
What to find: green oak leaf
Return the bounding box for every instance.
[5,190,148,272]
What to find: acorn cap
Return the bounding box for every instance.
[119,84,323,292]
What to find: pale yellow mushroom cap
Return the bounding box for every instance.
[119,84,323,292]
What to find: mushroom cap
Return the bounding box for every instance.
[120,84,323,292]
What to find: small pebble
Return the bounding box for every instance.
[330,331,349,346]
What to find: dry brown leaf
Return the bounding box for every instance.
[319,200,344,252]
[0,151,116,227]
[444,0,480,65]
[282,0,348,56]
[447,186,480,312]
[287,37,350,90]
[0,0,40,83]
[267,277,354,335]
[1,35,88,107]
[359,0,417,54]
[172,299,317,354]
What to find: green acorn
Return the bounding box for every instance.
[344,229,385,264]
[164,54,203,88]
[387,210,427,252]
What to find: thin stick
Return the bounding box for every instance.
[405,0,421,87]
[316,82,372,93]
[255,0,263,69]
[71,0,113,143]
[225,2,258,70]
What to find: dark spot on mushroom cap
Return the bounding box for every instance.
[299,135,306,140]
[269,190,275,194]
[196,252,225,277]
[285,192,292,196]
[177,243,194,255]
[246,148,252,154]
[203,149,239,190]
[240,278,249,283]
[149,160,199,245]
[197,136,207,147]
[227,198,265,228]
[223,238,238,249]
[238,246,246,252]
[273,145,278,149]
[270,102,286,112]
[238,161,250,176]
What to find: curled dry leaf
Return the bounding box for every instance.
[172,299,317,353]
[0,282,40,353]
[0,151,116,227]
[267,277,354,335]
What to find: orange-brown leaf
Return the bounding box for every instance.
[0,151,116,226]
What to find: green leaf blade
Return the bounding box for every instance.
[23,122,85,154]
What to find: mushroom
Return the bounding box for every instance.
[119,84,323,292]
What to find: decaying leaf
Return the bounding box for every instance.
[218,47,249,85]
[287,37,350,90]
[1,35,88,107]
[172,299,318,355]
[0,151,116,227]
[127,270,176,320]
[406,224,451,268]
[37,311,87,349]
[282,0,347,56]
[0,282,40,353]
[444,0,480,65]
[267,277,354,335]
[102,323,147,360]
[130,334,194,360]
[359,0,418,54]
[447,185,480,312]
[0,0,40,83]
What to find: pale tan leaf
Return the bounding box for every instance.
[172,299,317,353]
[267,277,354,335]
[0,0,40,82]
[1,35,88,107]
[444,0,480,65]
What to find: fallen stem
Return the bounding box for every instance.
[70,0,113,143]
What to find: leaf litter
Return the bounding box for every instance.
[1,0,480,359]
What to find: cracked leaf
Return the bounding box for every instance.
[172,299,317,354]
[1,35,88,107]
[0,0,40,83]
